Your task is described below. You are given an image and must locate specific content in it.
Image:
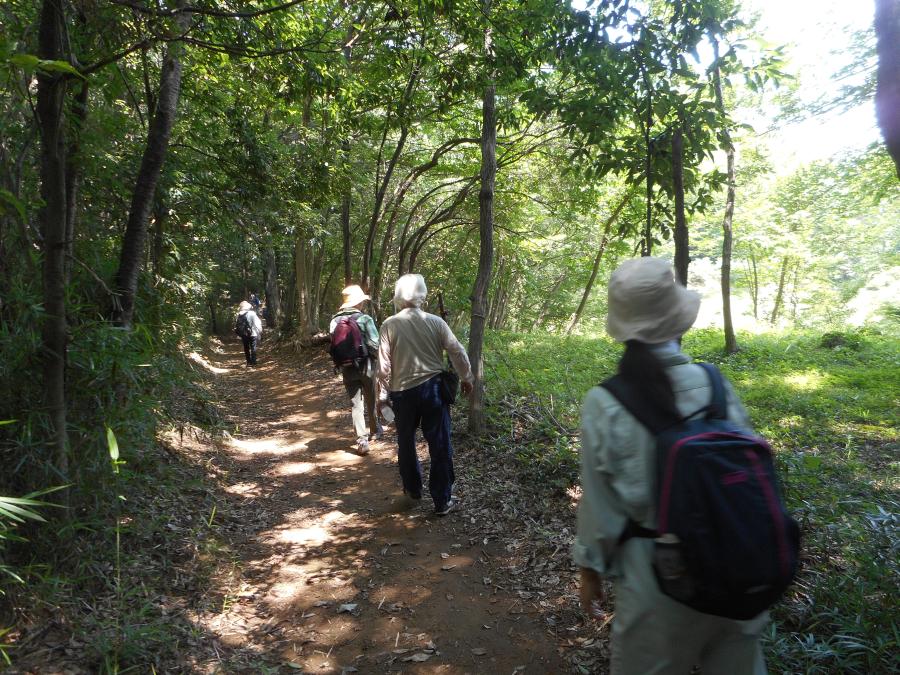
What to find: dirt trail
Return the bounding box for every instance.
[190,338,570,674]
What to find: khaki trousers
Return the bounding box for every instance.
[611,538,768,675]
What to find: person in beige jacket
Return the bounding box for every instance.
[378,274,474,515]
[574,257,768,674]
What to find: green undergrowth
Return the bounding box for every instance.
[483,327,900,674]
[0,279,231,670]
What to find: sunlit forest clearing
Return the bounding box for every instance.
[1,0,898,673]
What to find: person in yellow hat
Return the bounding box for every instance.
[329,284,382,455]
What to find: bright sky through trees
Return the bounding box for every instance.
[740,0,878,165]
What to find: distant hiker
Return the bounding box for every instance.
[234,300,263,366]
[574,257,798,674]
[249,292,261,313]
[377,274,474,516]
[330,284,382,455]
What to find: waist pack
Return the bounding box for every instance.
[602,362,800,620]
[438,368,460,404]
[330,313,367,369]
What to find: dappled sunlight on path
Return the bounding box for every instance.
[187,337,567,673]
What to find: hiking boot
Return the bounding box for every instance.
[434,498,457,516]
[356,437,370,455]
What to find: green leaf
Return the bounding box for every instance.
[0,420,16,427]
[106,426,119,462]
[9,53,40,70]
[0,190,26,223]
[37,59,85,79]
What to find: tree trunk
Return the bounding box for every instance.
[64,81,88,281]
[770,256,790,325]
[112,6,189,328]
[745,249,759,320]
[565,190,631,335]
[341,153,352,286]
[208,296,218,334]
[672,125,689,286]
[36,0,70,479]
[642,71,653,256]
[263,241,281,327]
[875,0,900,177]
[468,3,495,435]
[712,39,738,353]
[151,194,167,277]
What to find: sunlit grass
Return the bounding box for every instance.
[484,326,900,674]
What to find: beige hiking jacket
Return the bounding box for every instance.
[573,344,753,577]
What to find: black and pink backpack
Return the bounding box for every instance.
[602,362,800,620]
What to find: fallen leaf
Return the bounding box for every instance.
[440,552,450,559]
[402,653,432,662]
[440,564,456,571]
[338,604,358,613]
[471,647,487,656]
[445,593,454,600]
[313,600,330,607]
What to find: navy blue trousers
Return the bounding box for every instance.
[241,335,258,365]
[389,375,454,509]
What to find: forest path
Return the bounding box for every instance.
[193,337,570,674]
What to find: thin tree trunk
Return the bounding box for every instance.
[208,296,218,334]
[642,68,653,256]
[36,0,70,479]
[745,249,759,320]
[712,38,738,353]
[565,190,631,334]
[770,256,790,325]
[64,81,88,281]
[151,194,167,277]
[263,241,281,327]
[672,124,689,286]
[112,6,189,328]
[534,274,566,328]
[468,1,495,435]
[789,262,801,321]
[341,141,352,285]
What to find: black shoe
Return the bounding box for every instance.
[434,498,457,516]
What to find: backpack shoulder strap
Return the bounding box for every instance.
[695,362,728,420]
[600,375,677,435]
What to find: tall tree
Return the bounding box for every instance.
[36,0,71,478]
[468,0,496,435]
[113,4,190,328]
[711,37,738,354]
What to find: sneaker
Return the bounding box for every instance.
[356,437,370,455]
[434,498,457,516]
[372,422,384,441]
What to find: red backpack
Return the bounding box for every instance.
[329,313,368,369]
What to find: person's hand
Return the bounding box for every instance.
[579,567,606,619]
[461,380,474,397]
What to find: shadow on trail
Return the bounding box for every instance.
[180,337,566,674]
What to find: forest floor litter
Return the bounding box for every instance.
[11,337,608,674]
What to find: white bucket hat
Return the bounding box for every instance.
[238,301,252,311]
[606,257,701,343]
[340,284,370,309]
